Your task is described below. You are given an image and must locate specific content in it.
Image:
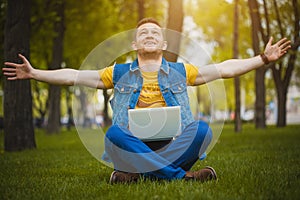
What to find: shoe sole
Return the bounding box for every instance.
[205,166,217,180]
[109,171,117,184]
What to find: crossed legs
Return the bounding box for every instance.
[104,120,212,180]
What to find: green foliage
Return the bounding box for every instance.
[5,0,298,123]
[30,0,57,69]
[63,0,166,70]
[28,0,168,121]
[185,0,260,111]
[260,0,299,82]
[30,0,167,71]
[28,0,130,120]
[0,125,299,199]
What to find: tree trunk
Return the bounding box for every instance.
[272,51,298,127]
[255,69,266,128]
[233,0,242,132]
[47,85,61,133]
[0,2,5,67]
[65,87,73,130]
[102,89,112,127]
[137,0,145,21]
[248,0,266,129]
[46,0,65,134]
[3,0,36,151]
[276,84,287,127]
[164,0,184,62]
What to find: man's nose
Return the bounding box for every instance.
[145,33,154,39]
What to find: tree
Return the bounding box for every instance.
[46,0,65,134]
[3,0,36,151]
[269,0,300,127]
[164,0,184,62]
[0,2,6,118]
[137,0,145,21]
[233,0,242,132]
[249,0,299,127]
[248,0,267,128]
[0,1,6,82]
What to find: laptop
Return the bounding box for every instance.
[128,106,181,141]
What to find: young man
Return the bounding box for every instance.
[3,18,291,184]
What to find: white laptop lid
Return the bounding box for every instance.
[128,106,181,141]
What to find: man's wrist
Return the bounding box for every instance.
[260,53,270,65]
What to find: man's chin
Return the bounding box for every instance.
[145,47,161,52]
[139,47,163,53]
[138,49,163,59]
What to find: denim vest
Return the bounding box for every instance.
[110,58,194,131]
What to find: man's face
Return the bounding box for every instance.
[133,23,167,54]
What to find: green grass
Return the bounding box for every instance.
[0,124,299,200]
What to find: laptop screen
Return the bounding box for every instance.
[128,106,181,141]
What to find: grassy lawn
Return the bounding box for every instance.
[0,124,299,200]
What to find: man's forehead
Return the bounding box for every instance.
[137,23,162,31]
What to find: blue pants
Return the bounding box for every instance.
[104,120,212,180]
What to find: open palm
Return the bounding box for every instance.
[264,37,291,62]
[3,54,34,80]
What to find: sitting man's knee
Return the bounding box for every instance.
[106,125,121,140]
[106,125,130,145]
[197,121,213,140]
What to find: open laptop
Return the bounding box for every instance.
[128,106,181,142]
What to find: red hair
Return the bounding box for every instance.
[136,18,161,28]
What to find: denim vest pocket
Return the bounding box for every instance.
[169,81,186,94]
[169,81,189,106]
[115,83,136,94]
[111,84,136,110]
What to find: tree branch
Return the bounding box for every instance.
[272,0,284,38]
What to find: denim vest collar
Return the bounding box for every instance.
[130,57,169,74]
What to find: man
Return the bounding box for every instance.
[3,18,291,184]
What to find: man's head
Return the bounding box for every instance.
[132,18,167,55]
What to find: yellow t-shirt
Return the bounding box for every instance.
[98,64,198,109]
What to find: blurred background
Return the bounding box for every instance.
[1,0,299,151]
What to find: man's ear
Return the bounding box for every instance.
[132,41,138,50]
[162,41,167,50]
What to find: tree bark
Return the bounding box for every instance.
[164,0,184,62]
[4,0,36,151]
[248,0,266,129]
[137,0,145,21]
[271,51,298,127]
[65,87,73,130]
[46,0,65,134]
[276,82,287,127]
[233,0,242,132]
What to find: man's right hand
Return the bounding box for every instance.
[3,54,34,80]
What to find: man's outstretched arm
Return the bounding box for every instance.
[3,54,106,89]
[193,37,291,85]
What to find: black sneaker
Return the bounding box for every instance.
[109,171,140,184]
[185,166,217,182]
